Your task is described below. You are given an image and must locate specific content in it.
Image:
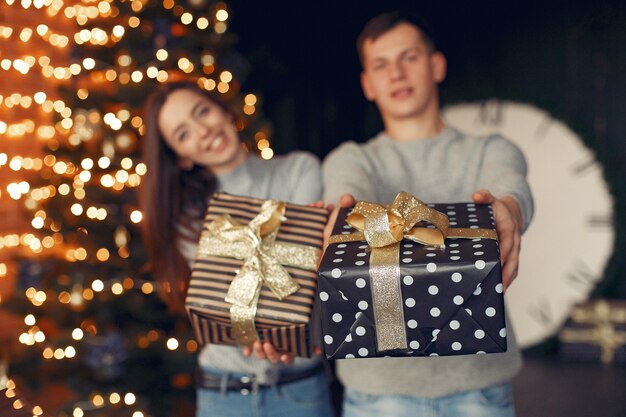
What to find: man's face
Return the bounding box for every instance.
[360,23,446,123]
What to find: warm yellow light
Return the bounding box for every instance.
[31,217,44,229]
[98,156,111,169]
[32,330,45,343]
[141,282,154,294]
[69,63,81,75]
[75,188,86,200]
[167,338,179,350]
[42,236,54,248]
[72,407,84,417]
[128,16,140,28]
[216,9,228,21]
[58,184,70,195]
[70,203,83,216]
[81,158,94,170]
[92,279,104,292]
[124,393,136,405]
[261,148,274,160]
[120,157,133,170]
[118,54,132,67]
[100,174,114,188]
[78,170,91,183]
[25,314,36,325]
[82,58,95,70]
[244,94,257,106]
[72,328,84,340]
[74,248,87,261]
[65,346,76,358]
[131,116,143,128]
[130,0,142,12]
[112,25,125,38]
[105,70,117,81]
[127,173,141,187]
[34,290,46,303]
[197,17,209,29]
[181,12,193,25]
[131,70,143,83]
[36,24,49,36]
[220,71,232,83]
[96,248,109,261]
[109,392,121,404]
[156,70,169,82]
[215,21,227,34]
[86,206,98,219]
[135,163,147,175]
[217,82,229,93]
[111,282,123,295]
[145,66,158,79]
[92,394,104,407]
[156,49,168,61]
[98,1,110,14]
[130,210,143,223]
[257,139,269,150]
[19,28,33,42]
[177,57,190,71]
[43,347,54,359]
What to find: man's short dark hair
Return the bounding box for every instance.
[357,11,437,67]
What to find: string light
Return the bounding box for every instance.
[1,1,264,415]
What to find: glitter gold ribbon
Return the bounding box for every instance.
[196,200,321,345]
[329,192,498,352]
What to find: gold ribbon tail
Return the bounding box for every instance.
[369,243,407,351]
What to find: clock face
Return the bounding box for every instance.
[442,101,615,348]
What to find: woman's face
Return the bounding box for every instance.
[157,88,246,175]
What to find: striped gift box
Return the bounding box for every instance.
[185,193,327,357]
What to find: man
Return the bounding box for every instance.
[322,11,533,417]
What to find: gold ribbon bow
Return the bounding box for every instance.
[196,200,320,346]
[329,192,497,352]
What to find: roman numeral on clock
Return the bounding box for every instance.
[586,213,613,229]
[566,258,600,294]
[570,157,600,177]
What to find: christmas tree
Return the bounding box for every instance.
[0,1,273,415]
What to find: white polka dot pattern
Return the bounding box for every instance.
[318,203,507,359]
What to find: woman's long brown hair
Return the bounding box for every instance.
[140,81,237,313]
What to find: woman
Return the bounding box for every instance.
[140,81,333,417]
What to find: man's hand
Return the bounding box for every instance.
[472,189,523,290]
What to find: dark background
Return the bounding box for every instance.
[228,0,626,297]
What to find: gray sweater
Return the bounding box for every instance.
[178,152,324,383]
[322,127,533,397]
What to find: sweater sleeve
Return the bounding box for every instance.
[322,141,378,204]
[476,135,534,232]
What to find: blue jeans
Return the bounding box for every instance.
[196,371,334,417]
[343,382,514,417]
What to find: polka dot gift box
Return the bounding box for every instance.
[318,192,507,360]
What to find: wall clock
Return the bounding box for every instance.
[442,100,615,348]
